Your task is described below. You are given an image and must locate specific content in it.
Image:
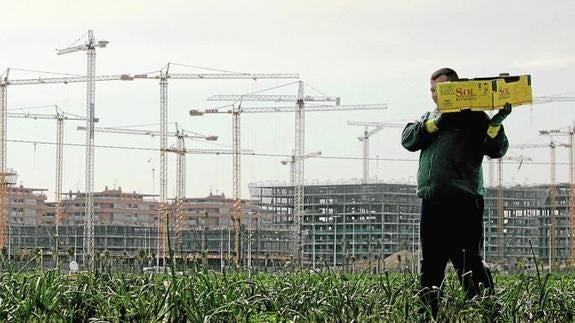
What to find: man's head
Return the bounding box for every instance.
[430,68,458,104]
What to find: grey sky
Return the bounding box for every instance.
[1,0,575,200]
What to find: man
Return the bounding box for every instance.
[401,68,511,318]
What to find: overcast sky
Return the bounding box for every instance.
[2,0,575,200]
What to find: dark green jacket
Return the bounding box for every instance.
[401,109,508,200]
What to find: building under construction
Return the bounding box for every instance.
[250,180,574,271]
[1,175,574,272]
[2,181,294,270]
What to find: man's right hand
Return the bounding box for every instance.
[425,113,443,133]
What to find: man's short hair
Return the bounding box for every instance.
[431,68,459,81]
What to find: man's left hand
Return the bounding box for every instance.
[490,103,512,126]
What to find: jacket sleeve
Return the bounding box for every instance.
[401,112,434,152]
[483,124,509,159]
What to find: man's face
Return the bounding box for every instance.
[430,74,449,104]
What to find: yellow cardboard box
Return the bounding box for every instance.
[436,75,532,113]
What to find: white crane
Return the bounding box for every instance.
[9,108,94,224]
[8,106,91,269]
[511,139,570,271]
[538,126,575,268]
[56,30,109,270]
[281,151,322,186]
[77,123,218,257]
[0,71,135,255]
[193,85,387,265]
[136,63,298,262]
[0,36,296,267]
[347,121,404,184]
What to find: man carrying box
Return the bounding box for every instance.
[401,67,512,319]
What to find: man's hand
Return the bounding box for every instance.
[490,103,512,126]
[425,113,443,133]
[487,103,512,138]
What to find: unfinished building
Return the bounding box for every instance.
[4,187,294,270]
[250,181,574,271]
[2,177,573,272]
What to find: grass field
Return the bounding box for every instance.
[1,262,574,322]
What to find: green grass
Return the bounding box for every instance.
[0,268,574,322]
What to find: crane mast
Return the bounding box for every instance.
[0,77,6,250]
[175,125,186,250]
[159,71,169,265]
[56,30,108,270]
[294,81,305,263]
[55,115,64,229]
[512,139,569,271]
[570,127,575,268]
[232,104,241,265]
[539,127,575,268]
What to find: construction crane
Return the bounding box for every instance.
[192,84,387,265]
[135,64,298,263]
[539,126,575,268]
[56,30,109,270]
[484,94,575,186]
[8,107,91,269]
[0,71,135,255]
[0,68,294,264]
[281,151,322,186]
[347,121,404,184]
[173,124,187,253]
[0,35,296,267]
[512,138,570,271]
[493,155,531,261]
[9,109,92,226]
[77,123,218,257]
[0,63,295,268]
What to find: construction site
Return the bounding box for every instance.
[1,30,574,273]
[1,175,574,272]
